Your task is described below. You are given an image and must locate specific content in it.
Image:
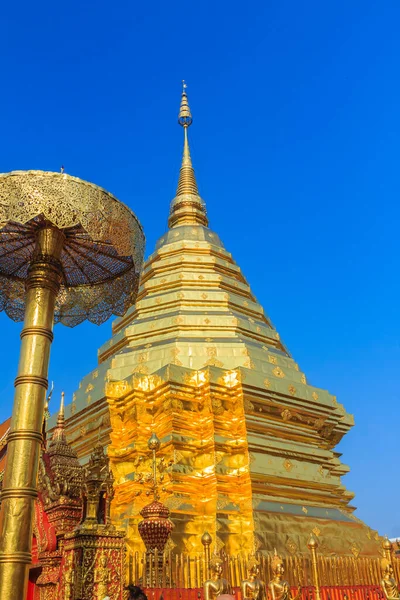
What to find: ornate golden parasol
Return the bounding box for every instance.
[0,170,145,599]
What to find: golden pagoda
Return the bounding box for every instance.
[50,85,382,561]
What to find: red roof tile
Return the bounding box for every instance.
[0,417,10,439]
[0,417,11,473]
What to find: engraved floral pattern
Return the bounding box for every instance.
[0,171,144,326]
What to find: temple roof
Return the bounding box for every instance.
[100,85,292,373]
[39,392,83,504]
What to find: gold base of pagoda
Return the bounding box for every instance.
[105,364,382,561]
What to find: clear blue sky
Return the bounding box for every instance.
[0,1,398,536]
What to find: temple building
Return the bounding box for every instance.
[33,89,381,560]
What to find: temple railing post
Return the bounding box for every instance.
[308,535,322,600]
[201,531,212,581]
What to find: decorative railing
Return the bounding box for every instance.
[127,550,399,589]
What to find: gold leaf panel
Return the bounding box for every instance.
[286,537,298,555]
[283,459,293,472]
[273,367,285,378]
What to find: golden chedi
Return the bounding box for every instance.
[50,85,383,559]
[203,555,232,600]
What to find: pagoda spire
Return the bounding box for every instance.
[58,391,65,423]
[52,391,66,442]
[168,82,208,228]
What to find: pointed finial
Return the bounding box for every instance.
[42,381,54,448]
[47,381,54,403]
[44,381,54,420]
[58,391,65,422]
[178,81,192,127]
[168,82,208,228]
[52,391,66,442]
[201,531,212,546]
[60,165,65,174]
[148,431,160,452]
[383,536,392,551]
[307,533,318,549]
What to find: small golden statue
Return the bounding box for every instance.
[63,554,75,600]
[241,556,266,600]
[94,553,110,599]
[268,550,301,600]
[203,555,232,600]
[381,558,400,600]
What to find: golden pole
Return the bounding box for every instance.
[0,225,64,600]
[382,537,393,563]
[201,531,212,580]
[307,534,322,600]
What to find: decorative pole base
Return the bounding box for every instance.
[62,528,126,600]
[142,550,172,588]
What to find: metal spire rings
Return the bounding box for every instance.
[169,85,208,228]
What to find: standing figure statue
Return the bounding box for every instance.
[268,550,301,600]
[203,555,232,600]
[381,558,400,600]
[94,553,111,599]
[241,556,266,600]
[63,553,75,600]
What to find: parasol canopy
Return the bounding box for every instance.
[0,170,145,326]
